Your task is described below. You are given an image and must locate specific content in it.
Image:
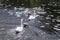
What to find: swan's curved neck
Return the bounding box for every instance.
[21,18,23,27]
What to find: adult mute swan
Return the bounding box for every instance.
[15,18,28,34]
[15,18,24,34]
[28,10,39,20]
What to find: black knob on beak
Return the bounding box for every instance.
[15,31,20,34]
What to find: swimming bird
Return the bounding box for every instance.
[15,18,24,34]
[15,18,28,34]
[28,10,39,20]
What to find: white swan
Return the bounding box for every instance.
[28,10,39,20]
[15,18,24,34]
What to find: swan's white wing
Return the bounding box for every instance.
[16,27,23,32]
